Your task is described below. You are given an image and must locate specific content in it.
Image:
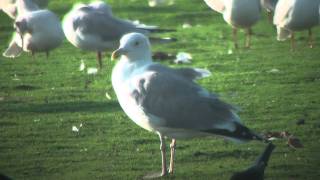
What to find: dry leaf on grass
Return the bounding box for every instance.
[152,51,175,61]
[287,136,304,149]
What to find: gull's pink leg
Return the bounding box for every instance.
[46,51,49,59]
[97,51,102,69]
[169,139,176,175]
[308,29,313,48]
[232,27,238,49]
[245,28,252,48]
[158,133,167,177]
[291,33,295,51]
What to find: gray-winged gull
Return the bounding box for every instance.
[3,0,64,58]
[111,32,265,177]
[273,0,320,49]
[62,1,174,69]
[203,0,261,48]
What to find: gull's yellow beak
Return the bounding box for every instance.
[111,48,127,61]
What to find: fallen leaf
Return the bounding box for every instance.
[296,119,305,125]
[87,67,98,75]
[287,136,304,149]
[12,74,20,81]
[174,52,192,64]
[105,92,112,100]
[264,131,291,139]
[79,60,85,71]
[268,68,280,73]
[72,126,79,132]
[152,51,175,61]
[182,23,192,29]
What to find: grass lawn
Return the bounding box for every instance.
[0,0,319,179]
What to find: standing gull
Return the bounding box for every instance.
[3,0,64,58]
[62,1,174,69]
[203,0,261,48]
[273,0,320,49]
[111,32,266,177]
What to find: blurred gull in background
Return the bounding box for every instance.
[2,0,64,58]
[62,1,175,69]
[273,0,320,49]
[111,32,267,177]
[203,0,261,48]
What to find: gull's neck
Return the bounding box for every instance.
[120,56,153,68]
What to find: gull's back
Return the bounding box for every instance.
[274,0,319,31]
[223,0,261,28]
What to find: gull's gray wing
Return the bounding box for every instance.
[147,64,211,81]
[131,64,237,131]
[130,64,261,140]
[73,7,146,41]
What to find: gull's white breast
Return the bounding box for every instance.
[112,59,165,133]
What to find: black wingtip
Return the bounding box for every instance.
[202,122,265,142]
[138,27,177,33]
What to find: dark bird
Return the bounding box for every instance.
[230,143,275,180]
[0,173,12,180]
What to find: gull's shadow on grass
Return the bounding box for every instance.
[181,149,256,162]
[4,101,120,113]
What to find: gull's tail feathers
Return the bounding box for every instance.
[202,122,265,143]
[3,40,23,58]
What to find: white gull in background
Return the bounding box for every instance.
[203,0,261,48]
[111,32,265,177]
[62,1,175,69]
[3,0,64,58]
[273,0,320,49]
[0,0,48,19]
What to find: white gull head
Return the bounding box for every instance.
[112,32,152,62]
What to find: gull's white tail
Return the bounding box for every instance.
[3,40,23,58]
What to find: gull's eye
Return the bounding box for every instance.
[134,41,139,46]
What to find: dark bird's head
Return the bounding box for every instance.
[230,143,275,180]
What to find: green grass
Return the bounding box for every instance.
[1,0,320,179]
